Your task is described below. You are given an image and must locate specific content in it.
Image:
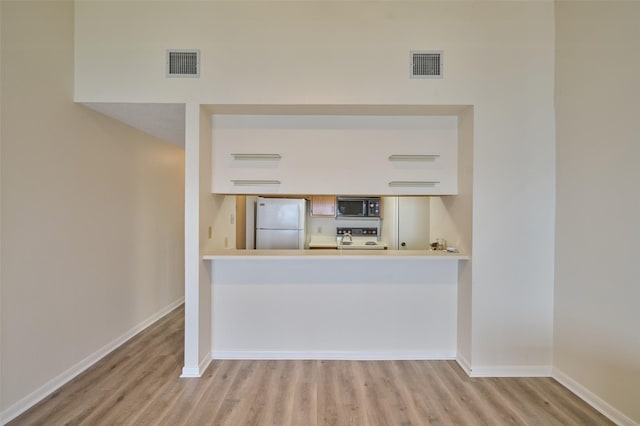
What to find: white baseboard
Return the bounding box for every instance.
[469,364,552,378]
[552,367,638,426]
[211,350,456,361]
[456,353,472,375]
[180,355,213,378]
[180,367,200,377]
[1,297,184,426]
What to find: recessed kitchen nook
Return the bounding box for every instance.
[200,104,473,366]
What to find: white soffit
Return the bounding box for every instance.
[83,102,185,148]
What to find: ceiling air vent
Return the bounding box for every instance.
[166,49,200,78]
[411,51,443,79]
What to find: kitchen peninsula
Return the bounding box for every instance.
[203,249,468,360]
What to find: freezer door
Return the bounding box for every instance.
[256,229,304,250]
[256,197,304,230]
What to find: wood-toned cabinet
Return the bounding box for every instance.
[310,196,336,217]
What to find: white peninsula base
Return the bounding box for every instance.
[205,251,467,360]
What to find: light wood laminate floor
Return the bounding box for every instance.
[9,305,613,425]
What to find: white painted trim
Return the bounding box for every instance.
[469,364,552,378]
[180,366,201,378]
[456,353,472,375]
[211,351,456,361]
[180,354,213,378]
[552,368,638,426]
[0,298,184,426]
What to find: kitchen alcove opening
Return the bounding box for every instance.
[185,104,474,378]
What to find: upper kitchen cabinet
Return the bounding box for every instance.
[211,106,460,195]
[310,196,336,217]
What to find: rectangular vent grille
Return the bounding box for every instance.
[166,49,200,78]
[411,51,442,78]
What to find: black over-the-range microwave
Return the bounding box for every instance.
[336,197,381,218]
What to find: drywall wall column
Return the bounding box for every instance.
[554,2,640,424]
[182,103,203,376]
[183,104,218,377]
[412,108,473,372]
[198,107,216,367]
[427,108,473,372]
[456,107,474,372]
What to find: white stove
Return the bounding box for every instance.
[336,227,386,250]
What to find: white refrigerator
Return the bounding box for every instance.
[255,197,307,249]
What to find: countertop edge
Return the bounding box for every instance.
[203,249,469,260]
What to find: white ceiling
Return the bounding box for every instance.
[83,102,185,148]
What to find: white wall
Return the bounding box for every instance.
[0,1,185,419]
[74,1,556,374]
[554,2,640,423]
